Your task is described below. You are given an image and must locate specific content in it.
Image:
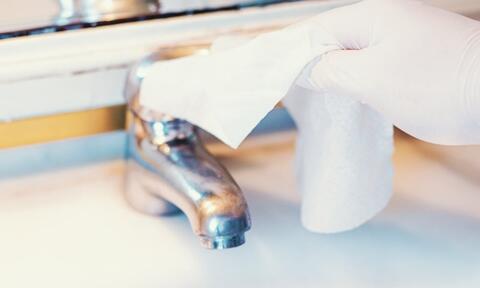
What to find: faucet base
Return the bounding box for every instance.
[125,160,180,216]
[200,234,246,250]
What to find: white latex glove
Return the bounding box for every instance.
[310,0,480,145]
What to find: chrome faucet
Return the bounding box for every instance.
[124,45,251,250]
[57,0,160,23]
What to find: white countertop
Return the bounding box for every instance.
[0,132,479,288]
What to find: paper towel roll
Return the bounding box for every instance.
[284,84,394,233]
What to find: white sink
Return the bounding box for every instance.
[0,132,479,288]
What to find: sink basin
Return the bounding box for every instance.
[0,131,479,287]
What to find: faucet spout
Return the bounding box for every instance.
[124,46,251,249]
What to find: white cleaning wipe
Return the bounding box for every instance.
[140,17,339,148]
[139,17,394,233]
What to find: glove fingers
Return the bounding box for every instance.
[310,48,380,107]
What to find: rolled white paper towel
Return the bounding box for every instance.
[284,84,394,233]
[140,14,394,233]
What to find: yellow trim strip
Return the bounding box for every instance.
[0,103,285,149]
[0,105,126,149]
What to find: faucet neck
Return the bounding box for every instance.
[140,117,195,146]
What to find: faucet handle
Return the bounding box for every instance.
[141,118,195,146]
[124,44,212,145]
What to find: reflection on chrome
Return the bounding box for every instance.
[57,0,160,24]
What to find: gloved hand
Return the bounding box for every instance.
[139,0,480,233]
[141,0,480,147]
[309,0,480,145]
